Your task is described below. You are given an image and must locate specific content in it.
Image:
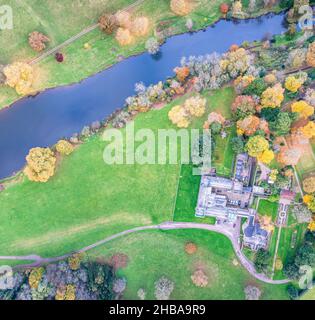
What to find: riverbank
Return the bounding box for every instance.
[0,1,285,110]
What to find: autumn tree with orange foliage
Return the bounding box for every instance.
[24,147,56,182]
[174,66,190,83]
[237,115,260,136]
[115,28,133,46]
[115,11,131,28]
[28,31,50,52]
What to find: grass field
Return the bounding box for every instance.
[257,199,278,221]
[0,0,229,108]
[0,87,234,259]
[88,229,289,300]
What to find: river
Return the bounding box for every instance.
[0,12,286,179]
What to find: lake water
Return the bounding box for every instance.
[0,12,286,179]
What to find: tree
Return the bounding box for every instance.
[254,249,271,273]
[237,115,260,136]
[24,147,56,182]
[287,284,300,300]
[303,176,315,193]
[115,11,131,28]
[301,121,315,139]
[168,105,190,128]
[248,0,256,13]
[3,62,34,95]
[307,42,315,67]
[115,28,133,46]
[56,140,74,156]
[130,16,149,37]
[232,95,256,119]
[260,107,280,122]
[231,136,245,154]
[283,262,300,280]
[274,174,291,189]
[244,285,262,300]
[285,76,303,93]
[99,14,117,35]
[291,101,314,119]
[245,135,269,157]
[261,83,284,108]
[243,78,267,97]
[191,270,208,287]
[232,0,243,16]
[174,66,190,83]
[269,112,293,136]
[287,48,307,68]
[55,52,64,63]
[277,145,302,166]
[210,121,222,135]
[257,149,275,164]
[185,18,194,30]
[184,95,206,117]
[220,3,229,17]
[170,0,192,16]
[305,88,315,107]
[154,277,174,300]
[145,37,160,55]
[113,278,127,294]
[137,288,146,300]
[28,31,50,52]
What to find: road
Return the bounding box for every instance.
[0,222,289,285]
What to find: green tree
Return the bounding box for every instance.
[210,122,222,135]
[231,136,245,154]
[243,78,267,96]
[254,249,271,273]
[269,112,293,136]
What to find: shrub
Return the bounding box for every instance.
[191,270,208,287]
[154,276,174,300]
[137,288,146,300]
[99,14,117,34]
[244,285,262,300]
[28,31,49,52]
[56,140,74,155]
[24,147,56,182]
[185,242,197,254]
[55,52,64,63]
[113,278,127,294]
[109,253,129,270]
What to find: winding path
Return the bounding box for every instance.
[0,222,289,285]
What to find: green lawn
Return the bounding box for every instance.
[0,0,229,108]
[173,164,215,224]
[257,199,279,221]
[88,229,289,300]
[0,87,234,259]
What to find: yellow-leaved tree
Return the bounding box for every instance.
[261,83,284,108]
[168,105,190,128]
[291,101,314,119]
[3,62,35,95]
[257,149,275,164]
[56,140,74,155]
[24,147,56,182]
[245,135,269,157]
[301,121,315,139]
[284,76,303,93]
